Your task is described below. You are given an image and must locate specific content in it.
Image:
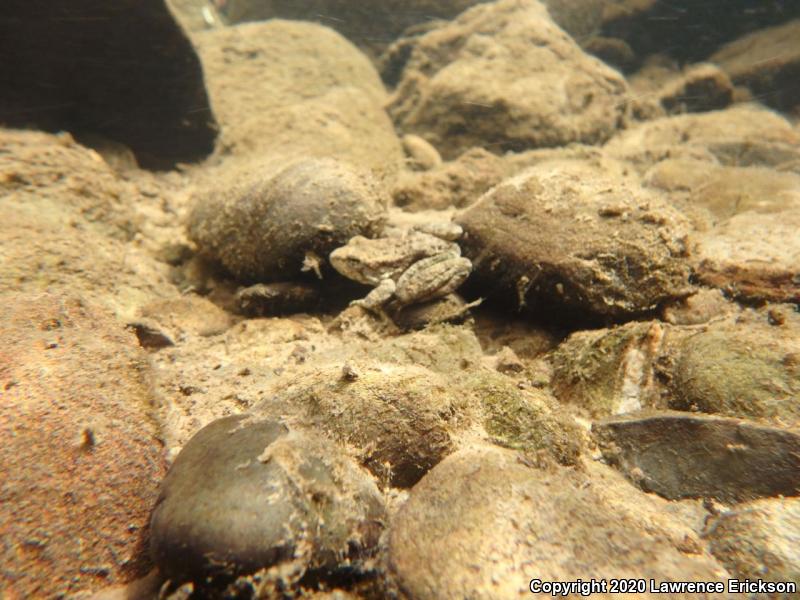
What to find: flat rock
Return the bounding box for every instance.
[187,158,388,282]
[593,411,800,503]
[706,497,800,584]
[709,19,800,113]
[0,294,166,598]
[387,445,728,599]
[193,20,403,180]
[0,0,216,169]
[456,160,692,317]
[388,0,628,159]
[693,209,800,303]
[150,415,385,588]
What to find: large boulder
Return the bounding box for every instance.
[0,0,216,169]
[456,160,692,318]
[192,20,403,181]
[388,0,628,159]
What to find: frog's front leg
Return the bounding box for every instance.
[352,277,396,312]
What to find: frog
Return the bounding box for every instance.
[329,227,472,312]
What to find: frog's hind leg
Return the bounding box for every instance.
[352,278,396,312]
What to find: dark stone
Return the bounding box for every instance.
[593,411,800,503]
[0,0,217,169]
[150,415,385,588]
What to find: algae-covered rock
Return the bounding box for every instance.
[256,364,464,488]
[456,161,693,317]
[706,497,800,584]
[150,414,385,588]
[668,312,800,426]
[550,321,670,418]
[593,411,800,503]
[188,158,388,282]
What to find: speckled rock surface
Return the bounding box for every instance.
[0,294,166,598]
[387,445,728,599]
[706,497,800,584]
[388,0,628,159]
[456,160,693,317]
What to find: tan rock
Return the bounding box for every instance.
[193,20,403,181]
[0,294,165,598]
[387,445,729,599]
[388,0,628,159]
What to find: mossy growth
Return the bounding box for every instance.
[458,370,582,465]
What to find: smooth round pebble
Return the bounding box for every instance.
[150,415,385,588]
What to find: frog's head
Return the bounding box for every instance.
[329,237,374,285]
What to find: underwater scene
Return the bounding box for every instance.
[1,0,799,598]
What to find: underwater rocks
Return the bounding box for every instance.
[387,0,628,159]
[456,160,692,318]
[0,294,166,598]
[193,20,403,179]
[220,0,488,58]
[593,412,800,503]
[706,498,800,583]
[709,19,800,114]
[0,0,216,169]
[693,210,800,303]
[187,158,388,282]
[604,104,800,173]
[386,445,728,599]
[150,414,385,590]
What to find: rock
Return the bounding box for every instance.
[235,282,323,317]
[601,0,800,67]
[709,19,800,114]
[401,134,442,171]
[388,0,628,160]
[0,0,216,169]
[656,64,733,115]
[456,160,693,317]
[0,129,180,318]
[660,288,740,325]
[644,160,800,221]
[386,445,728,599]
[593,411,800,503]
[550,321,669,418]
[193,20,402,180]
[605,104,800,174]
[138,295,233,338]
[187,158,388,282]
[150,414,385,588]
[392,148,512,211]
[667,313,800,426]
[0,294,166,598]
[167,0,222,31]
[220,0,488,59]
[693,209,800,303]
[392,293,478,330]
[256,364,459,488]
[706,498,800,585]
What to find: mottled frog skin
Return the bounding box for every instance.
[329,228,472,311]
